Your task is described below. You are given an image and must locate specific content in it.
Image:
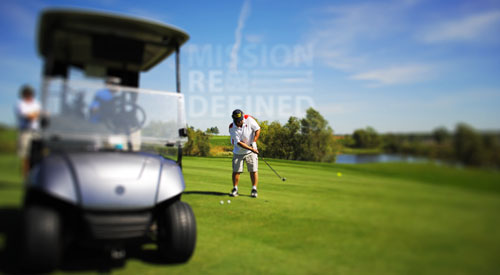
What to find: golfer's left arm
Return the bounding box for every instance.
[253,129,260,143]
[251,117,261,147]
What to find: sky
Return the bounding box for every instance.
[1,0,499,135]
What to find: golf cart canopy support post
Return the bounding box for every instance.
[175,45,184,168]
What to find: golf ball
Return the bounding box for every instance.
[227,200,231,204]
[220,200,224,205]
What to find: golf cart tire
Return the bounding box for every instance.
[158,200,197,263]
[22,205,62,272]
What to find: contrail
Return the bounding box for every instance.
[229,0,251,73]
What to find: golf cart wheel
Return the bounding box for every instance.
[23,205,63,272]
[158,200,197,263]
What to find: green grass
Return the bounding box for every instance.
[209,135,230,146]
[0,154,23,205]
[1,154,500,274]
[0,128,17,154]
[339,146,384,155]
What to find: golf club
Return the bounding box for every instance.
[260,156,286,181]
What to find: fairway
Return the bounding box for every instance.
[1,154,500,274]
[209,135,231,147]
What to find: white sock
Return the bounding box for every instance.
[234,186,238,190]
[252,186,257,190]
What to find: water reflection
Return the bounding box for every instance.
[336,154,429,164]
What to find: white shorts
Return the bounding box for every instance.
[17,130,34,158]
[233,153,258,173]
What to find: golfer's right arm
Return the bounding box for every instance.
[238,142,259,154]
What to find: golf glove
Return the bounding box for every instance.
[252,141,257,149]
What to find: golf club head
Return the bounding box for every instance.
[282,177,286,182]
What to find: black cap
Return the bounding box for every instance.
[232,109,244,123]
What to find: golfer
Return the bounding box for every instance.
[15,85,41,178]
[229,109,261,198]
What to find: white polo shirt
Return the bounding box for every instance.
[16,99,41,130]
[229,115,260,155]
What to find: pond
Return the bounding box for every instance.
[336,154,430,164]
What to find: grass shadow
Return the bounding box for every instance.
[126,246,189,265]
[59,243,189,272]
[0,207,23,274]
[0,180,22,190]
[183,190,252,198]
[184,191,230,197]
[0,206,188,274]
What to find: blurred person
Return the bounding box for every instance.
[15,85,41,178]
[89,77,121,123]
[229,109,261,198]
[89,77,142,151]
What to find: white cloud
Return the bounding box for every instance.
[419,10,500,43]
[350,64,433,86]
[306,1,414,72]
[245,34,264,43]
[304,2,500,89]
[229,0,251,73]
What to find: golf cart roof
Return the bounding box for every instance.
[38,9,189,73]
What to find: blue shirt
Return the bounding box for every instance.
[89,89,114,123]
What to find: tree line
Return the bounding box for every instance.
[341,124,500,168]
[257,108,337,162]
[183,108,338,162]
[177,111,500,168]
[3,113,497,168]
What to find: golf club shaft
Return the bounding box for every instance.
[260,156,283,180]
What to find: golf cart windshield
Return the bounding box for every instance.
[42,77,187,152]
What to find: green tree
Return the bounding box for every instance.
[454,123,484,166]
[195,129,211,156]
[299,108,336,162]
[433,127,451,144]
[259,121,287,158]
[283,116,303,160]
[183,127,196,155]
[184,127,211,156]
[257,120,269,155]
[382,133,403,153]
[482,133,500,168]
[353,127,380,148]
[255,108,337,162]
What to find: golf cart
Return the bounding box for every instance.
[22,9,195,271]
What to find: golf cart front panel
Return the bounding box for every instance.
[31,152,185,210]
[61,153,156,210]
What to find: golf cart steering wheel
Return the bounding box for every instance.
[104,101,147,133]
